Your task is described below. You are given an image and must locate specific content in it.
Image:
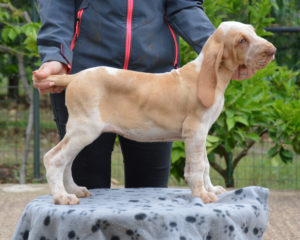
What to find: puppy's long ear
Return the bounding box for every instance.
[197,34,224,108]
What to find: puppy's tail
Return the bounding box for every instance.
[33,74,74,87]
[47,74,74,87]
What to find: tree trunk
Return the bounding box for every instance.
[19,99,33,184]
[16,54,33,184]
[225,174,235,188]
[0,5,36,183]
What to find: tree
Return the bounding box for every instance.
[171,0,300,187]
[0,1,41,183]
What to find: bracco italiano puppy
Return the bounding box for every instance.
[35,21,276,205]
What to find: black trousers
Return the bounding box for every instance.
[50,92,172,189]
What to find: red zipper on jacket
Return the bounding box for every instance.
[123,0,134,70]
[165,17,178,69]
[60,44,72,73]
[70,8,84,51]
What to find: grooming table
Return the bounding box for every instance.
[13,187,268,240]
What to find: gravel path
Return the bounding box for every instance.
[0,184,299,240]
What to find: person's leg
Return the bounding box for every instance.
[50,92,115,189]
[50,92,68,139]
[72,133,116,189]
[119,136,172,188]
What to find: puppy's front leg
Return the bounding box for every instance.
[203,147,226,195]
[184,135,217,203]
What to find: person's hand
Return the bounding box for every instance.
[33,61,67,95]
[232,65,257,80]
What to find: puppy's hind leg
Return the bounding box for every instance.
[63,160,91,198]
[44,120,103,205]
[43,136,79,205]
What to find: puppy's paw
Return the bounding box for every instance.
[209,185,226,195]
[192,189,217,203]
[73,186,91,198]
[53,193,80,205]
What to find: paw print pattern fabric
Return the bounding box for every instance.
[13,186,269,240]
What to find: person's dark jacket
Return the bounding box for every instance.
[37,0,215,74]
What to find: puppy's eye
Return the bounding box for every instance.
[240,38,247,44]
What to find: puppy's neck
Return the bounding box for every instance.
[192,53,205,73]
[215,65,234,94]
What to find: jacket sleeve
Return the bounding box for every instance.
[37,0,76,71]
[165,0,215,54]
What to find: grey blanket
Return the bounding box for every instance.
[13,186,269,240]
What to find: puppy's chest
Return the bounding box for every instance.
[201,94,225,127]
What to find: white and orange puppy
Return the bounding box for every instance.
[35,21,276,205]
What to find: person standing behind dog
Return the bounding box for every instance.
[33,0,216,189]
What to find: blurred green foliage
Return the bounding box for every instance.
[0,0,299,187]
[0,0,41,93]
[174,0,300,186]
